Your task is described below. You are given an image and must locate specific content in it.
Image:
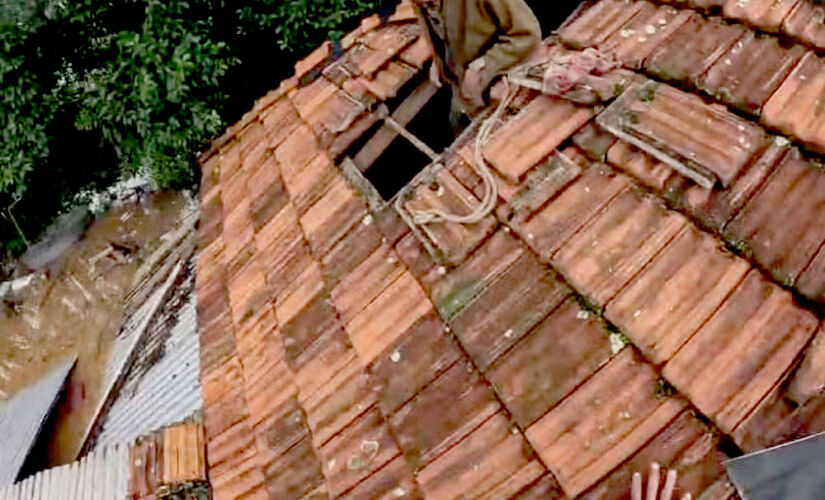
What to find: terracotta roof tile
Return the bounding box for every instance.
[606,141,676,190]
[332,243,405,323]
[558,0,646,49]
[526,348,686,497]
[606,225,750,364]
[227,256,272,325]
[260,99,302,150]
[262,436,325,500]
[664,270,818,433]
[318,407,401,496]
[211,439,269,500]
[571,123,617,162]
[202,358,250,439]
[449,250,571,370]
[724,0,800,32]
[338,456,422,499]
[363,61,417,100]
[198,189,223,249]
[553,190,688,305]
[762,52,825,154]
[645,14,746,87]
[221,203,256,277]
[579,410,728,499]
[294,41,332,82]
[680,142,786,231]
[725,148,825,287]
[416,412,546,499]
[321,220,384,288]
[699,33,805,116]
[787,327,825,404]
[599,81,767,188]
[292,78,366,146]
[275,258,324,324]
[246,156,290,232]
[399,36,432,69]
[199,310,237,374]
[488,298,614,428]
[293,329,357,404]
[360,24,418,65]
[514,164,631,261]
[599,2,692,70]
[280,292,341,367]
[300,176,369,257]
[390,359,499,470]
[483,96,594,182]
[279,153,337,216]
[368,314,463,414]
[783,0,825,50]
[346,270,433,364]
[300,359,377,447]
[511,475,566,499]
[429,229,523,317]
[404,168,498,264]
[252,397,307,459]
[797,243,825,303]
[495,150,585,225]
[274,123,323,177]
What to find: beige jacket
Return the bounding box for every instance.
[413,0,541,114]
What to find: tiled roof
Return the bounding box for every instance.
[195,0,825,498]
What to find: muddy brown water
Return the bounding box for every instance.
[0,191,190,466]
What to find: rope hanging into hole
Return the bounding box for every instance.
[407,47,619,226]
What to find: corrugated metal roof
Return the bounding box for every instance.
[93,274,202,450]
[0,443,128,500]
[0,358,76,487]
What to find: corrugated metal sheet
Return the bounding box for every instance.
[0,444,129,500]
[0,358,76,487]
[94,277,202,449]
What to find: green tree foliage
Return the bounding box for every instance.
[0,0,381,260]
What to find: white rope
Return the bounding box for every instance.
[407,78,514,225]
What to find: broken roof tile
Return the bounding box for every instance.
[368,313,462,414]
[725,148,825,287]
[783,0,825,50]
[762,52,825,154]
[599,3,692,70]
[606,225,750,364]
[345,270,433,364]
[598,81,767,188]
[416,412,545,499]
[390,359,499,471]
[663,270,818,433]
[514,164,631,260]
[318,407,401,496]
[558,0,646,49]
[645,14,746,88]
[724,0,800,32]
[579,410,729,499]
[526,348,686,497]
[553,189,688,305]
[449,251,571,371]
[700,33,805,116]
[404,168,498,265]
[488,298,614,428]
[483,95,594,182]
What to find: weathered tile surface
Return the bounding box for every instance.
[664,270,818,433]
[488,298,615,428]
[558,0,646,49]
[526,349,686,497]
[606,225,750,364]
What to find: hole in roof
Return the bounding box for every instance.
[349,69,455,201]
[527,0,587,35]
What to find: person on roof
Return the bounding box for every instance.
[412,0,541,130]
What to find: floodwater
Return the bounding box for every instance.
[0,191,190,466]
